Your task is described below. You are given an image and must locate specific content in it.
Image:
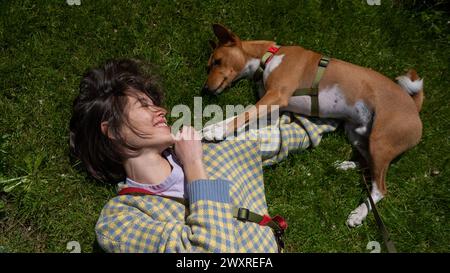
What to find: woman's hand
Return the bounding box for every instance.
[173,126,208,182]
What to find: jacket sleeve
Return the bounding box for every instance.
[95,179,238,253]
[254,113,339,166]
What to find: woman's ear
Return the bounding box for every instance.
[101,121,115,139]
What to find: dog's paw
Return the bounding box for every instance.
[334,161,359,171]
[346,204,369,228]
[202,123,226,141]
[201,120,230,141]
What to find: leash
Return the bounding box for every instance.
[232,207,287,253]
[360,171,397,253]
[118,187,288,253]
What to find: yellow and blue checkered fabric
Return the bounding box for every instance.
[95,113,338,253]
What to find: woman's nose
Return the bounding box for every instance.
[155,106,167,116]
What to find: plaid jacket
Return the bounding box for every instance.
[95,113,338,253]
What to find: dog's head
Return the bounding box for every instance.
[202,24,248,95]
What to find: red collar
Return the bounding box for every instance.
[261,45,281,68]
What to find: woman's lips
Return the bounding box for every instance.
[154,118,168,127]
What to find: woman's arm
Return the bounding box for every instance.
[250,113,339,166]
[95,127,238,252]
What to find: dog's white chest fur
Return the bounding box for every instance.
[263,55,284,84]
[238,58,260,80]
[256,54,284,98]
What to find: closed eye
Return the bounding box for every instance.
[138,97,154,108]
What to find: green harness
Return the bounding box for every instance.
[254,45,330,117]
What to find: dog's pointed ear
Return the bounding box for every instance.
[208,39,217,49]
[212,24,240,46]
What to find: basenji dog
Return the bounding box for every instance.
[201,24,424,227]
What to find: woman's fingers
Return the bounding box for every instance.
[175,126,201,141]
[193,128,202,141]
[173,126,207,182]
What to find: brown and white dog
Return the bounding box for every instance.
[201,24,424,227]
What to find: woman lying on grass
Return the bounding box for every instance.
[69,59,337,253]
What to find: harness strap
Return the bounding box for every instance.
[255,46,330,117]
[293,56,330,117]
[254,44,281,82]
[232,207,287,233]
[232,207,287,253]
[261,45,281,69]
[118,187,287,234]
[118,187,187,204]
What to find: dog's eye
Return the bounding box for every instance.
[213,59,221,66]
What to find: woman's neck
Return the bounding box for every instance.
[124,148,172,185]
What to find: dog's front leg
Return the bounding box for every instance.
[202,90,288,141]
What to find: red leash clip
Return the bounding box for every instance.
[272,215,288,231]
[258,214,288,231]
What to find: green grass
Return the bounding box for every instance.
[0,0,449,253]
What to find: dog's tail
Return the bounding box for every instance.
[396,69,424,112]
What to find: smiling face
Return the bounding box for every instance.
[119,92,174,152]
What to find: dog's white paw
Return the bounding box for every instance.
[202,123,227,141]
[202,116,238,141]
[202,118,234,141]
[334,161,359,171]
[346,203,369,227]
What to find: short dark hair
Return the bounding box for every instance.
[69,59,164,183]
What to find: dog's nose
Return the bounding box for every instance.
[201,84,210,95]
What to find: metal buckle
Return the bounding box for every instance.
[319,57,329,68]
[236,208,250,222]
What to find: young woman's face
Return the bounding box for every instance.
[121,93,174,151]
